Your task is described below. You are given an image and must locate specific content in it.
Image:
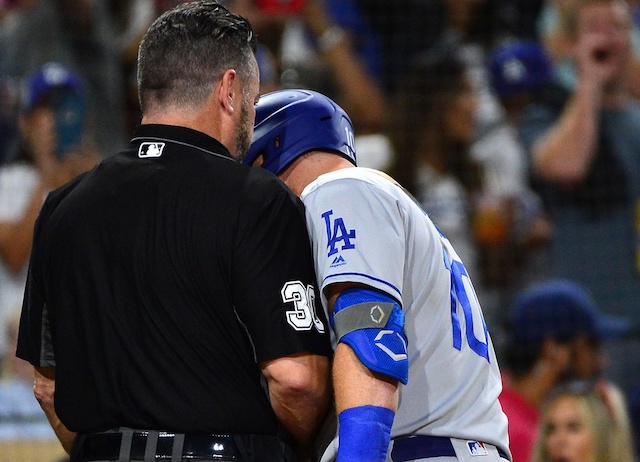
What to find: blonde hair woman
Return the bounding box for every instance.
[531,379,636,462]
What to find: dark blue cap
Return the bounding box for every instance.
[21,62,84,112]
[509,279,630,343]
[488,40,553,100]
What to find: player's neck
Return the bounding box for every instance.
[281,151,354,197]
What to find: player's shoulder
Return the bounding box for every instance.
[302,167,396,197]
[302,167,414,213]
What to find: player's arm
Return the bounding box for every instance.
[33,366,77,454]
[261,353,332,462]
[326,282,406,462]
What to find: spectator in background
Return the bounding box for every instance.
[228,0,392,170]
[488,40,556,132]
[0,62,98,367]
[0,0,19,22]
[499,279,630,462]
[354,0,496,96]
[389,46,542,331]
[518,0,640,394]
[0,0,128,158]
[530,379,636,462]
[537,0,640,98]
[105,0,157,134]
[380,0,554,321]
[484,39,560,311]
[389,49,482,294]
[230,0,386,135]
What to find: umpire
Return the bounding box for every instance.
[16,2,333,462]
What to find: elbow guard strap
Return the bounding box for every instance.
[337,405,395,462]
[331,288,409,384]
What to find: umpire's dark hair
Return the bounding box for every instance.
[137,0,257,114]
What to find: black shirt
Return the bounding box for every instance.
[17,124,331,435]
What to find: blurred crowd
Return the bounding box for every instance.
[0,0,640,461]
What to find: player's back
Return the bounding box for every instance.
[300,167,508,453]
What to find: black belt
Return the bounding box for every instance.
[391,435,510,461]
[72,429,291,461]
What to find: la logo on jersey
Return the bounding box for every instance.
[467,441,488,456]
[322,210,356,258]
[138,142,165,158]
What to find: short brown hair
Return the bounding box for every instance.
[137,1,257,114]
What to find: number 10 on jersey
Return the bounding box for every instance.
[441,239,490,363]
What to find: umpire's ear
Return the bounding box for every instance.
[217,68,239,116]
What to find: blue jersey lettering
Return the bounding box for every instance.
[322,210,356,257]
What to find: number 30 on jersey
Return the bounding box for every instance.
[281,281,326,333]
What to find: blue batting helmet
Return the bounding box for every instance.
[244,89,357,175]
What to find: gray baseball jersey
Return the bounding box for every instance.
[301,167,510,459]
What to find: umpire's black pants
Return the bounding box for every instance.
[70,428,296,462]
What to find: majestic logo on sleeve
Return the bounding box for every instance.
[138,142,165,158]
[330,255,346,268]
[322,210,356,259]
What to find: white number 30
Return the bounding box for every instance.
[282,281,326,333]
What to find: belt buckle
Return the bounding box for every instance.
[172,433,238,460]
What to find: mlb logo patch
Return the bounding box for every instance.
[467,441,488,456]
[138,142,165,158]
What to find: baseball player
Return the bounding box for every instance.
[244,89,511,462]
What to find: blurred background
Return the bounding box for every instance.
[1,0,639,461]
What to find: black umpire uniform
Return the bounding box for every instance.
[16,124,332,461]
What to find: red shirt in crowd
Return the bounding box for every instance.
[499,383,540,462]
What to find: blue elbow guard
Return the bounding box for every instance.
[332,288,409,384]
[337,405,394,462]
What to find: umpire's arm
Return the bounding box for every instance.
[34,366,77,454]
[261,353,332,462]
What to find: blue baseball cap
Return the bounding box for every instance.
[21,62,84,112]
[488,40,553,100]
[509,279,630,343]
